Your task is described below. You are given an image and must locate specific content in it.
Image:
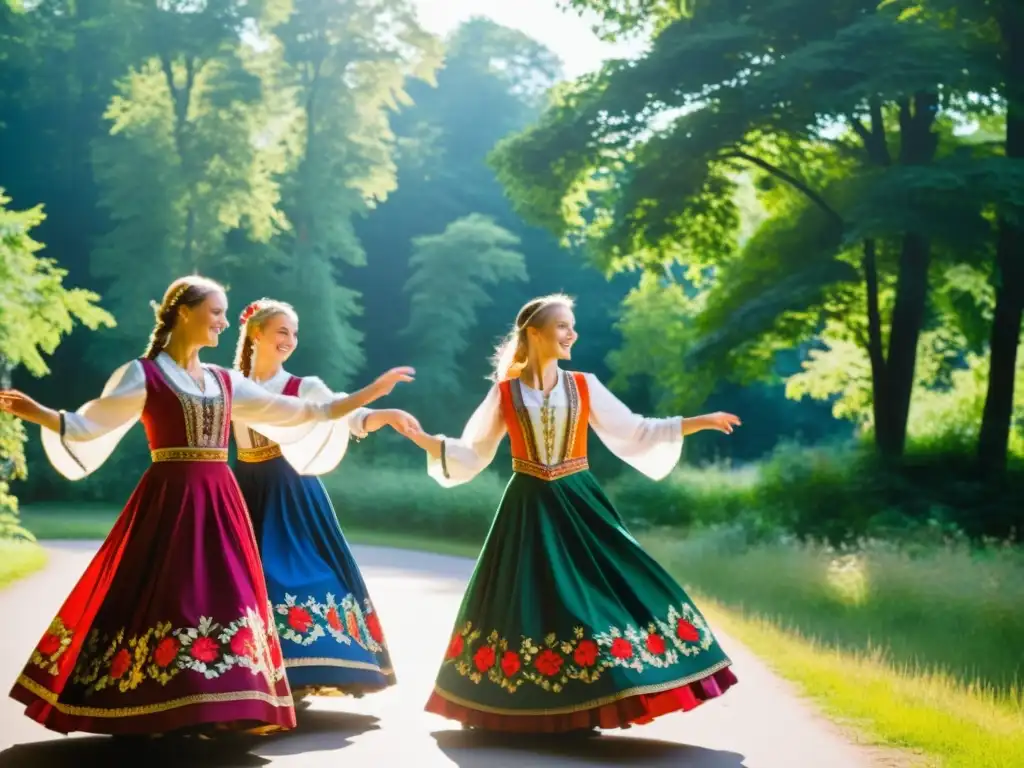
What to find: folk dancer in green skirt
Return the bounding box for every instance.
[403,293,742,734]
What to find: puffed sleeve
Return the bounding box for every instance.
[41,360,146,480]
[275,377,357,476]
[228,370,333,451]
[428,383,506,488]
[585,373,683,481]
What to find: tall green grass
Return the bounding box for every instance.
[646,528,1024,699]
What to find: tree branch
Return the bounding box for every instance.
[728,150,844,227]
[846,114,872,145]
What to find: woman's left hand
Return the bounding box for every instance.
[387,409,422,437]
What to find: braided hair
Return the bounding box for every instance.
[233,298,299,377]
[143,276,226,360]
[489,293,574,381]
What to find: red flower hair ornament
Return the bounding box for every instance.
[239,301,263,325]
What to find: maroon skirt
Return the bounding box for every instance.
[10,459,296,735]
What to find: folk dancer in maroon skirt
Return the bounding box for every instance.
[0,275,415,736]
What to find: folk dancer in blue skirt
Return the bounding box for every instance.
[231,298,421,701]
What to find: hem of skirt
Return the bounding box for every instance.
[291,677,396,699]
[283,656,392,674]
[10,675,297,736]
[424,666,737,733]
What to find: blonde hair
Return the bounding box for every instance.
[233,298,299,377]
[143,275,226,360]
[490,293,575,382]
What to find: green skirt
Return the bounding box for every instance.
[425,469,737,733]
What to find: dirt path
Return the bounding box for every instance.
[0,541,880,767]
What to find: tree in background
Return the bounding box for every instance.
[242,0,443,385]
[354,18,634,404]
[89,1,296,369]
[0,190,114,538]
[402,214,527,403]
[493,0,1019,463]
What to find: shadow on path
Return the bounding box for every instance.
[0,737,269,768]
[253,709,380,756]
[433,729,749,767]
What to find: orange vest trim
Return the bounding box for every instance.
[499,372,592,468]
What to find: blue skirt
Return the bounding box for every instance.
[234,455,395,696]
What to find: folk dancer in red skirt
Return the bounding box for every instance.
[0,275,414,737]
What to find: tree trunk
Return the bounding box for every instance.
[978,7,1024,472]
[862,239,889,450]
[877,93,939,457]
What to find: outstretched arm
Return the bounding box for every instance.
[586,373,740,481]
[403,384,506,488]
[1,361,146,480]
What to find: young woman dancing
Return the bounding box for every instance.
[231,298,420,702]
[0,276,414,737]
[403,293,740,734]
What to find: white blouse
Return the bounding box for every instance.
[232,368,371,476]
[428,370,684,488]
[43,352,338,481]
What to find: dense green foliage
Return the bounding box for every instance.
[0,0,1021,543]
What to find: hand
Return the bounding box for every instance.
[386,409,422,437]
[370,366,416,398]
[0,390,44,422]
[703,412,741,434]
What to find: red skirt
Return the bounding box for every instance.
[425,666,738,733]
[10,461,296,735]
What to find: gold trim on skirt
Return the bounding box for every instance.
[236,444,283,463]
[512,456,589,481]
[150,447,229,463]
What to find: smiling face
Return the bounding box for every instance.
[527,304,577,362]
[178,290,230,349]
[252,311,298,366]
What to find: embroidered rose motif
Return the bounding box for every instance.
[676,619,700,643]
[445,634,464,659]
[326,607,342,631]
[573,639,599,667]
[500,650,521,678]
[110,649,132,680]
[288,606,314,634]
[366,612,384,644]
[610,637,633,659]
[473,646,496,673]
[534,649,564,677]
[37,633,62,657]
[190,636,219,663]
[269,635,284,667]
[230,627,256,659]
[646,633,666,655]
[153,637,180,668]
[346,611,360,639]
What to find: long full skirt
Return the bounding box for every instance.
[235,456,394,697]
[425,470,738,733]
[10,461,295,735]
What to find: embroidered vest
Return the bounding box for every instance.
[236,375,302,463]
[498,372,590,481]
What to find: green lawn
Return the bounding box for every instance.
[16,502,1024,766]
[0,538,48,591]
[19,502,484,558]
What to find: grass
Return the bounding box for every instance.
[647,531,1024,767]
[17,497,1024,766]
[694,596,1024,768]
[18,502,484,558]
[0,538,48,590]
